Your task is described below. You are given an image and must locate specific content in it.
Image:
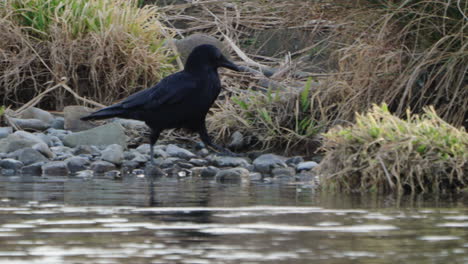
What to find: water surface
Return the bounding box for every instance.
[0,176,467,264]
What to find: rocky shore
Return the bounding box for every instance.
[0,107,319,184]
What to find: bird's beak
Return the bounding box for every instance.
[219,56,240,71]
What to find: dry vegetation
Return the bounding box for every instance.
[318,104,467,194]
[0,0,174,110]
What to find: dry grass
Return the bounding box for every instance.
[318,104,468,194]
[0,0,174,110]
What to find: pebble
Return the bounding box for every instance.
[90,161,116,174]
[42,161,69,176]
[253,154,287,174]
[215,168,250,183]
[166,144,196,159]
[0,159,24,170]
[210,155,250,167]
[296,161,319,172]
[101,144,124,165]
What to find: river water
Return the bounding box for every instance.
[0,175,467,264]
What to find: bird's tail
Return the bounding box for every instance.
[80,104,125,121]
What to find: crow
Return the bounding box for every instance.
[81,44,240,163]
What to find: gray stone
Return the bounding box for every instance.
[66,156,89,173]
[19,107,55,125]
[189,158,208,166]
[201,166,220,178]
[35,133,53,147]
[286,156,304,166]
[18,148,48,165]
[253,154,287,174]
[215,168,250,183]
[177,162,193,169]
[104,170,121,179]
[1,169,15,176]
[174,34,229,64]
[272,167,295,178]
[50,146,74,156]
[10,118,50,131]
[136,144,151,155]
[160,157,180,168]
[76,169,94,178]
[90,160,116,174]
[249,172,262,181]
[101,144,124,165]
[210,155,250,167]
[50,117,65,129]
[295,172,314,182]
[0,127,12,139]
[0,159,24,170]
[63,105,96,132]
[144,164,166,177]
[32,142,55,159]
[0,134,37,154]
[21,162,45,176]
[42,161,69,176]
[296,161,319,172]
[198,148,210,157]
[122,160,140,172]
[63,123,127,148]
[14,131,46,145]
[131,151,148,163]
[49,136,63,147]
[73,145,94,155]
[190,166,206,177]
[228,131,245,150]
[166,144,196,159]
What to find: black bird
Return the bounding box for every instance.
[81,44,240,163]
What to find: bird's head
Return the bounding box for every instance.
[185,44,240,72]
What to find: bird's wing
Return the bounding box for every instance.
[119,71,197,110]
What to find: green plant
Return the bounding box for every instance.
[318,104,468,194]
[209,78,325,154]
[1,0,174,109]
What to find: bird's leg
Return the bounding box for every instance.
[149,129,161,164]
[198,123,237,156]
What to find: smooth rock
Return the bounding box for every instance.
[63,123,127,148]
[42,161,69,176]
[36,133,53,147]
[50,117,65,129]
[21,162,45,176]
[210,155,250,167]
[249,172,262,181]
[0,127,12,139]
[49,136,63,147]
[144,164,166,177]
[215,168,250,183]
[228,131,245,150]
[174,34,229,64]
[189,158,208,166]
[131,151,148,163]
[66,156,89,173]
[0,159,24,170]
[166,144,196,159]
[272,167,295,178]
[14,131,46,144]
[10,118,50,131]
[19,107,55,125]
[296,161,319,172]
[136,144,151,155]
[253,154,287,174]
[0,134,37,154]
[63,105,96,132]
[18,148,48,165]
[160,157,181,168]
[190,166,206,177]
[104,170,121,179]
[286,156,304,166]
[90,160,116,174]
[73,145,94,155]
[33,142,55,159]
[101,144,124,165]
[122,160,140,172]
[76,170,94,178]
[1,169,15,176]
[200,166,220,178]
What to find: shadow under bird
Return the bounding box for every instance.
[81,44,240,163]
